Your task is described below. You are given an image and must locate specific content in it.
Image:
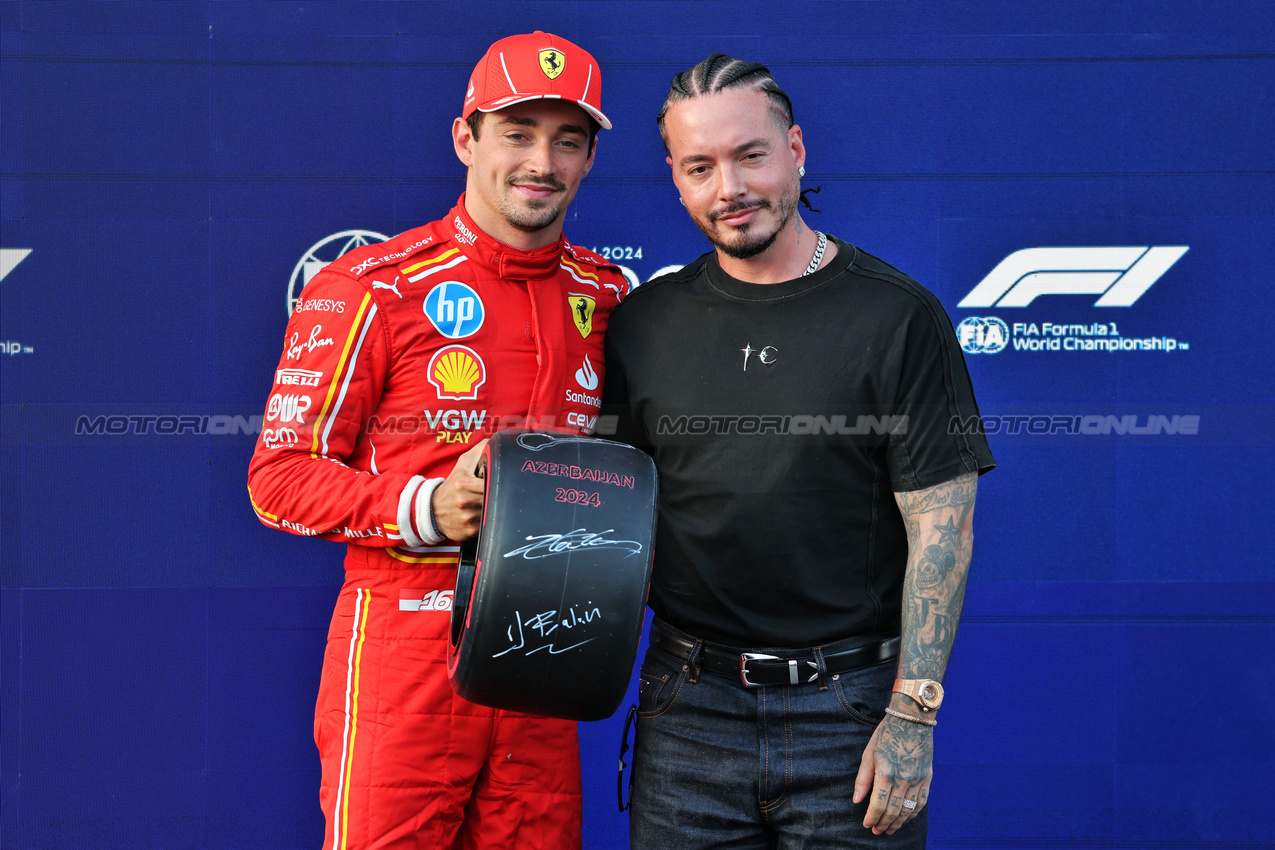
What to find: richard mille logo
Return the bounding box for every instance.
[740,343,778,371]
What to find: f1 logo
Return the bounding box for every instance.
[958,246,1188,308]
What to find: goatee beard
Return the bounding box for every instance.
[697,186,798,261]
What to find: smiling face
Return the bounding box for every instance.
[663,86,804,261]
[453,99,597,250]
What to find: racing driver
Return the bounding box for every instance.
[247,32,626,849]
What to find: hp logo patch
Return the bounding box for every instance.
[424,281,485,339]
[957,317,1009,354]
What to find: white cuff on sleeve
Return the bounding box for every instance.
[396,475,429,548]
[412,477,447,545]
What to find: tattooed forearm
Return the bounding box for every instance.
[894,472,977,516]
[895,472,977,680]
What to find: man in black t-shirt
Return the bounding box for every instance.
[603,55,995,848]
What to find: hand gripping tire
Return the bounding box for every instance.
[447,431,658,721]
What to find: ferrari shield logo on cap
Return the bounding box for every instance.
[539,48,566,80]
[568,293,595,338]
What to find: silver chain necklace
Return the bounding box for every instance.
[802,231,827,276]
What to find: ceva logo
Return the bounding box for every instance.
[958,246,1188,309]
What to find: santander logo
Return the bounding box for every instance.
[575,354,599,390]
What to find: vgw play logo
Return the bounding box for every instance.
[956,246,1189,355]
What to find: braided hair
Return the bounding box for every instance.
[657,54,821,211]
[656,54,795,153]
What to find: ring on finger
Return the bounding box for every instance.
[902,798,918,810]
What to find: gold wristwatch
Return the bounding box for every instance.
[892,678,944,713]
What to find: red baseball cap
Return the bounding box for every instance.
[463,31,612,130]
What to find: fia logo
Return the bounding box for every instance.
[956,318,1009,354]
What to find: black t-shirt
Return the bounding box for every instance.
[602,237,995,647]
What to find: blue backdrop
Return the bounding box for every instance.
[2,1,1273,847]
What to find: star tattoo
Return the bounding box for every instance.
[934,516,962,547]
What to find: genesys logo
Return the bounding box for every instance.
[959,246,1188,309]
[294,297,346,314]
[958,246,1191,356]
[288,230,389,315]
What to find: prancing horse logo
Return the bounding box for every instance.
[539,49,565,80]
[568,293,596,338]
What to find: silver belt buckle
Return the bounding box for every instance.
[739,652,779,687]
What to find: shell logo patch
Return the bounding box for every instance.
[539,49,565,80]
[568,293,596,338]
[428,345,486,400]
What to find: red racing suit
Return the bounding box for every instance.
[247,197,627,849]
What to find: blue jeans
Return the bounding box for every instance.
[629,622,927,849]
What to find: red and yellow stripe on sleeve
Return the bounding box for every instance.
[309,293,378,458]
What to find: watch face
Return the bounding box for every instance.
[921,683,939,701]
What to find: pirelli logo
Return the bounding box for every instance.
[276,368,323,387]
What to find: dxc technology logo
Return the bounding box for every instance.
[958,246,1188,309]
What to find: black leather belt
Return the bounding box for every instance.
[650,625,900,688]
